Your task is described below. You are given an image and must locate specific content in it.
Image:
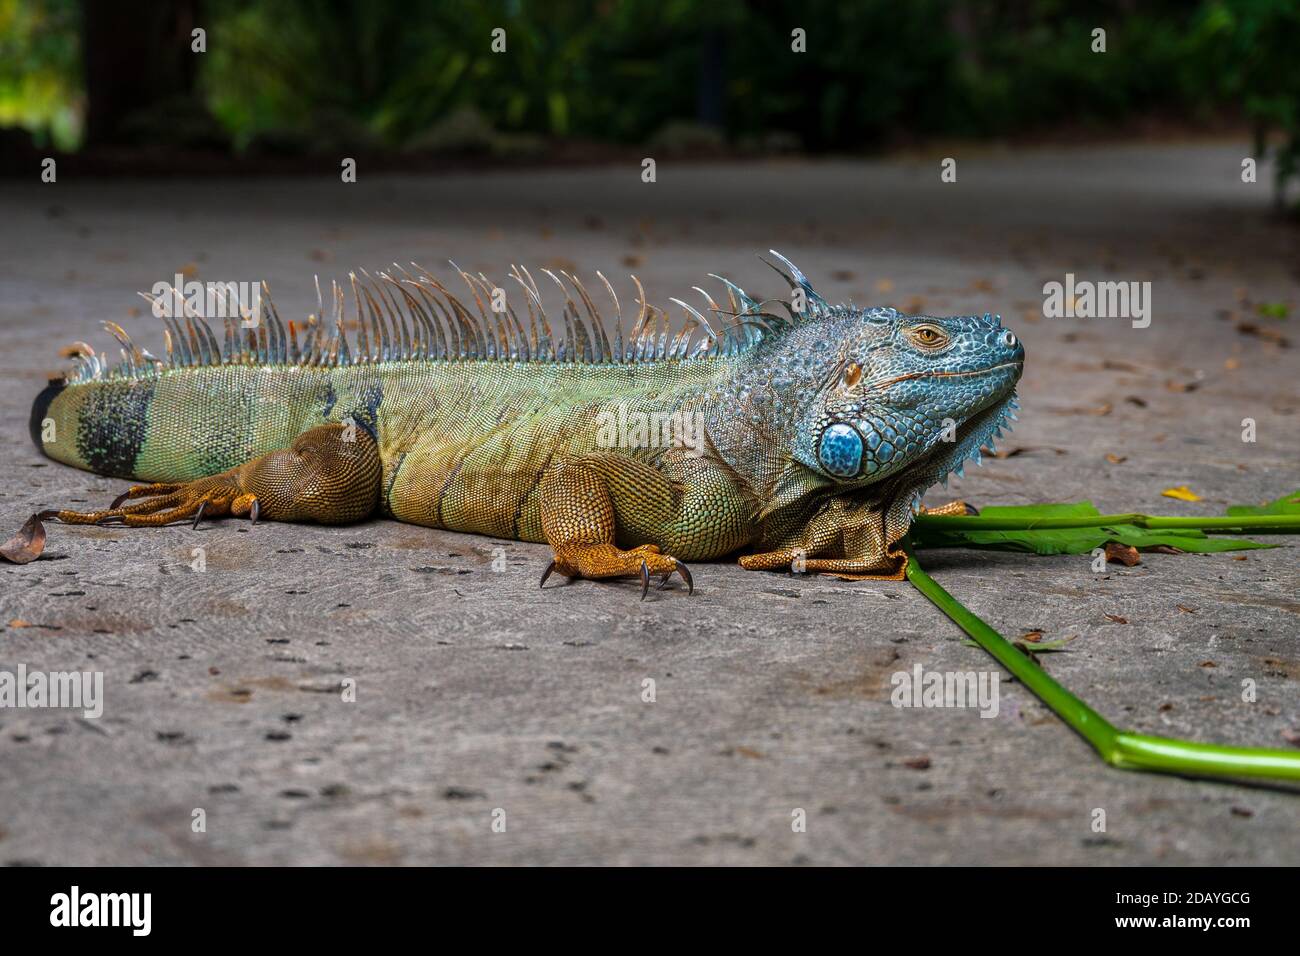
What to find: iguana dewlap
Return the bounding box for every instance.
[21,252,1023,591]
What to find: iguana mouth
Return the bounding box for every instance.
[868,361,1022,392]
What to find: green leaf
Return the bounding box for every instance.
[912,500,1276,554]
[1226,489,1300,517]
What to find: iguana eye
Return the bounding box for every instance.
[841,362,863,388]
[907,325,948,349]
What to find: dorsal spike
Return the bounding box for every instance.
[708,274,760,316]
[563,272,613,363]
[596,271,623,363]
[761,249,828,318]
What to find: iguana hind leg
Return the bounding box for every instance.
[51,423,381,529]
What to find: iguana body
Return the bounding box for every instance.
[24,254,1024,588]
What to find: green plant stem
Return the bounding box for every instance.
[912,512,1300,535]
[902,544,1300,782]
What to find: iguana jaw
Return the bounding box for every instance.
[919,388,1020,492]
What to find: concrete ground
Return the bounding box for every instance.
[0,142,1297,865]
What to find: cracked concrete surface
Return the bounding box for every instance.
[0,142,1297,865]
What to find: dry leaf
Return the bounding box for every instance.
[1224,357,1240,370]
[1197,660,1218,668]
[1020,630,1044,643]
[1104,613,1129,624]
[902,756,931,770]
[1176,604,1196,614]
[1124,396,1147,407]
[1104,543,1140,567]
[8,619,31,628]
[982,445,1066,459]
[1232,555,1248,561]
[620,254,643,268]
[1105,453,1127,464]
[1161,485,1203,502]
[1235,321,1290,347]
[1164,379,1199,393]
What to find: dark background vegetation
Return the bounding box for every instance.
[1,0,1297,204]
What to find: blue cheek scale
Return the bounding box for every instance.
[818,422,863,477]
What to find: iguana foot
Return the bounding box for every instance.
[738,548,907,581]
[539,544,692,599]
[54,478,261,528]
[916,499,978,517]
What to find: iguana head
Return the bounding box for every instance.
[788,306,1023,489]
[722,254,1023,494]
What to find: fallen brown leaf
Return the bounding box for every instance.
[1104,613,1129,624]
[1105,453,1127,464]
[1020,630,1044,643]
[981,445,1067,459]
[902,756,931,770]
[1235,321,1290,347]
[1197,660,1218,668]
[1175,604,1196,614]
[1104,543,1140,567]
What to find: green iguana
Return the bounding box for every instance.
[12,252,1024,593]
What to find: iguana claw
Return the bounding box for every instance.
[539,558,560,589]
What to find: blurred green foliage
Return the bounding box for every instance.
[2,0,1297,204]
[0,0,81,149]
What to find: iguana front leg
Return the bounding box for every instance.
[740,491,947,581]
[538,451,751,597]
[47,423,381,529]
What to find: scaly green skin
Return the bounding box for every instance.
[30,256,1024,575]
